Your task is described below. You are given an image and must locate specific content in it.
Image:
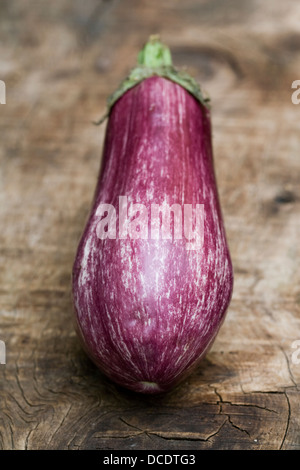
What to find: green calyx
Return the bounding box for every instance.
[95,35,210,125]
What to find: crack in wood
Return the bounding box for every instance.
[280,391,291,450]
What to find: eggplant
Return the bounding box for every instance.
[72,36,233,394]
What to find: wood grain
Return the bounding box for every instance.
[0,0,299,450]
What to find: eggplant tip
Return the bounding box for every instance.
[137,381,162,393]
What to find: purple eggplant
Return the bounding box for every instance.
[72,36,233,394]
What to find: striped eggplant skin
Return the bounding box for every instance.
[72,76,233,394]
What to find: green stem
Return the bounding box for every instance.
[94,35,210,125]
[137,35,173,68]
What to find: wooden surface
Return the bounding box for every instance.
[0,0,300,450]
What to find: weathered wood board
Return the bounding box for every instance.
[0,0,299,450]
